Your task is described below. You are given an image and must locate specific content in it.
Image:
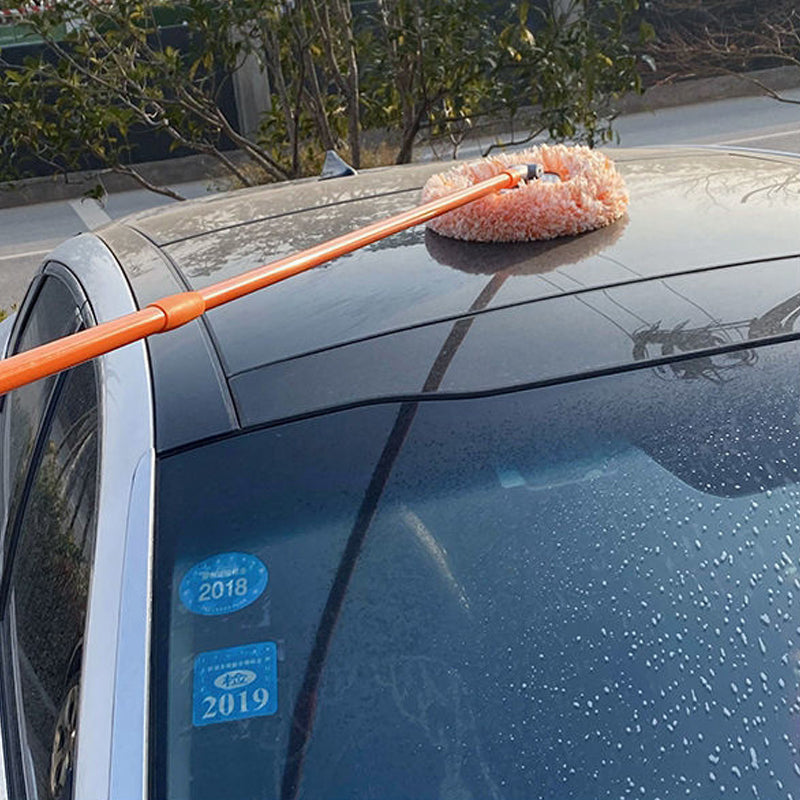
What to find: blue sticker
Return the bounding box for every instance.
[179,552,268,616]
[193,642,278,727]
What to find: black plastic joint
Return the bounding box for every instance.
[525,163,544,181]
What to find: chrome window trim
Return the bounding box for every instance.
[0,315,17,363]
[6,600,26,800]
[42,261,90,308]
[0,312,17,564]
[2,274,44,366]
[45,235,155,800]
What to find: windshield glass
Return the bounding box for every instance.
[153,340,800,800]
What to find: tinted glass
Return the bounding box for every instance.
[7,360,99,799]
[4,277,81,557]
[154,339,800,800]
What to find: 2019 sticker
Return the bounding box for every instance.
[193,641,278,727]
[180,552,268,616]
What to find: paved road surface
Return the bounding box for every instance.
[2,87,800,308]
[0,180,210,309]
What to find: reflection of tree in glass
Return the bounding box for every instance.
[633,292,800,384]
[632,320,757,383]
[12,364,98,798]
[621,155,800,208]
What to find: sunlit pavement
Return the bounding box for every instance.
[0,180,211,307]
[3,88,800,307]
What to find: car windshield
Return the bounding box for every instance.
[153,340,800,800]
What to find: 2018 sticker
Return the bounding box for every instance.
[193,641,278,727]
[179,552,268,616]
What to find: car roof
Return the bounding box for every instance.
[94,146,800,452]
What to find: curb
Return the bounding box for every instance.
[2,65,800,210]
[0,152,236,210]
[617,64,800,115]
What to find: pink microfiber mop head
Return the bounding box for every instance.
[422,144,628,243]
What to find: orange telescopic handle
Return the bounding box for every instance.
[0,164,534,395]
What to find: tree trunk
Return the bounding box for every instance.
[329,0,361,167]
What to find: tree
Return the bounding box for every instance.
[258,0,653,165]
[490,0,653,152]
[0,0,652,197]
[239,0,364,173]
[362,0,498,163]
[1,0,293,197]
[644,0,800,103]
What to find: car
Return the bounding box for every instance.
[2,145,800,800]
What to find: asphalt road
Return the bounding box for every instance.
[2,86,800,308]
[0,179,211,310]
